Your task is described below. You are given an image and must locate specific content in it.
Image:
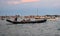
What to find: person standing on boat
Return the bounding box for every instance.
[14,17,17,21]
[14,15,20,21]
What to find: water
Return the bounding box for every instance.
[0,20,60,36]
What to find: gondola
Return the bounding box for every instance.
[6,19,47,24]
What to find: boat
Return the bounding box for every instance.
[6,19,47,24]
[6,8,47,24]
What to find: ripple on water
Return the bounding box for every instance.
[0,20,60,36]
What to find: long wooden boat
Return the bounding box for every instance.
[6,19,47,24]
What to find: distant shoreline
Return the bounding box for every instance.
[0,15,60,21]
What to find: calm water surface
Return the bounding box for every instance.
[0,20,60,36]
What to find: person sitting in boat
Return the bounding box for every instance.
[26,18,30,21]
[21,18,30,22]
[21,19,26,22]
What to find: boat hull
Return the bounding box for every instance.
[6,19,47,24]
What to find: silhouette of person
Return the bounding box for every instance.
[15,17,17,21]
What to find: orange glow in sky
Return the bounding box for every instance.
[7,0,40,5]
[22,0,39,3]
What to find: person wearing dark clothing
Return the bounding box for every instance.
[15,17,17,21]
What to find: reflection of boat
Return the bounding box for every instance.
[6,19,47,24]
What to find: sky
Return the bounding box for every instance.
[0,0,60,16]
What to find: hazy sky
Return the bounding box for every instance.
[0,0,60,16]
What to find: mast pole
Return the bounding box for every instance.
[37,8,38,16]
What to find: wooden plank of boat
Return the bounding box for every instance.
[6,19,47,24]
